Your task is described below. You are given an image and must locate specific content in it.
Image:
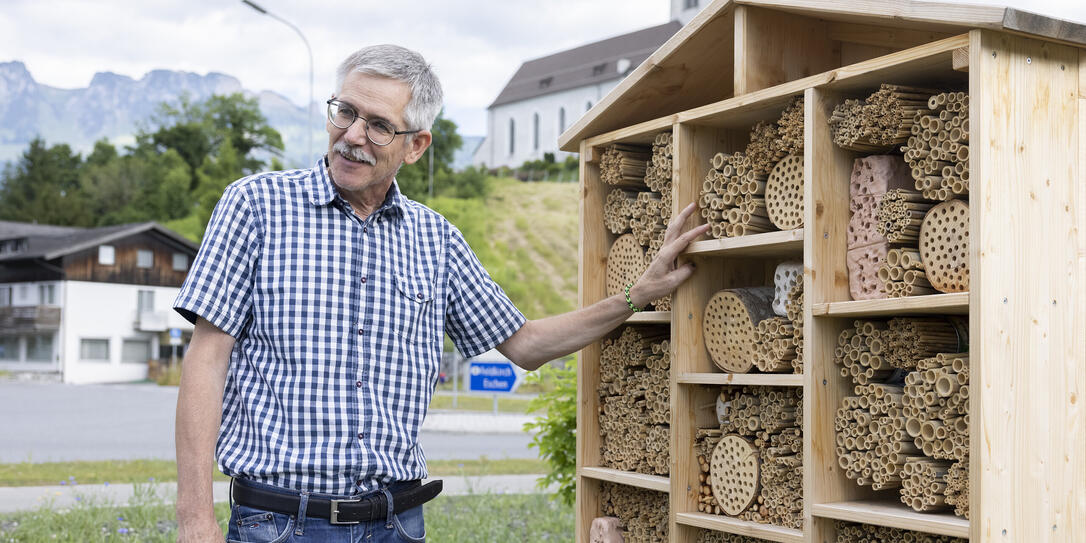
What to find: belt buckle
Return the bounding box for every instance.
[329,498,362,525]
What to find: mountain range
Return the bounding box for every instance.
[0,61,480,170]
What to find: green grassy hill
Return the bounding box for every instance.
[428,178,579,320]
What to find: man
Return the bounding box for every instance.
[175,44,708,542]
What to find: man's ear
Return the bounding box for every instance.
[403,130,433,165]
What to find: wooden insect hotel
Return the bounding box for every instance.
[561,1,1086,542]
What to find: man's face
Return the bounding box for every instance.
[326,71,429,197]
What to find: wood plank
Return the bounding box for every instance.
[825,34,971,93]
[686,229,803,258]
[675,512,805,543]
[734,5,839,95]
[811,293,969,317]
[812,500,969,539]
[952,46,970,71]
[579,467,671,493]
[677,74,827,127]
[575,140,608,543]
[676,372,803,386]
[804,86,876,543]
[970,30,1085,543]
[585,115,676,150]
[828,21,955,50]
[737,0,1003,32]
[1002,7,1086,49]
[626,311,671,324]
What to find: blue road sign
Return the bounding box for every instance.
[468,361,518,393]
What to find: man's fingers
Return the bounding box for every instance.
[663,203,697,245]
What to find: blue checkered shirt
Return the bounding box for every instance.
[173,157,526,495]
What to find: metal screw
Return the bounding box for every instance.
[1026,57,1032,64]
[992,51,997,58]
[1053,300,1057,305]
[688,313,694,320]
[1003,529,1008,536]
[1003,297,1008,304]
[1061,65,1066,71]
[823,232,829,239]
[822,379,828,385]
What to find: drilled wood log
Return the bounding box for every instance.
[704,288,775,372]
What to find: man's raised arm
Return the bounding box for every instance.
[498,203,710,370]
[175,318,235,543]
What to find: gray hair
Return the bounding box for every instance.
[335,44,444,132]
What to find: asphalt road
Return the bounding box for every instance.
[0,381,537,463]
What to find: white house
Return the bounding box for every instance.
[0,221,198,384]
[472,0,707,169]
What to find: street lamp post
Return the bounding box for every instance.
[241,0,314,164]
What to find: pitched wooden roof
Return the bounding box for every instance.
[558,0,1086,151]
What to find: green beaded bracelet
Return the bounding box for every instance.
[624,282,643,312]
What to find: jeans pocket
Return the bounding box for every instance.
[226,504,295,543]
[392,505,426,542]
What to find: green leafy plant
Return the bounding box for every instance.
[522,360,577,506]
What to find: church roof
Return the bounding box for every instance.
[489,21,683,109]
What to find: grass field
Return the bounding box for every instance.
[0,486,572,542]
[428,394,533,413]
[0,458,546,487]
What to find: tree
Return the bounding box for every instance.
[166,139,243,241]
[395,112,463,200]
[0,138,90,225]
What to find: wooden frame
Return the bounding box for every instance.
[573,7,1085,543]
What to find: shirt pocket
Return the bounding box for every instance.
[395,274,435,344]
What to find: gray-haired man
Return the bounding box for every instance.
[175,44,707,542]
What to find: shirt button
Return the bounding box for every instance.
[363,226,368,233]
[416,293,423,299]
[360,276,367,283]
[358,328,363,335]
[358,433,364,439]
[356,380,362,388]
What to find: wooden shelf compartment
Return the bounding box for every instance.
[579,467,670,493]
[584,115,675,162]
[626,311,671,324]
[676,372,803,386]
[811,293,969,317]
[685,229,803,258]
[812,500,969,539]
[675,512,804,543]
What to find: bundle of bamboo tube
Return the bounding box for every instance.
[945,459,969,519]
[777,96,805,156]
[834,320,896,385]
[712,386,803,528]
[600,482,669,543]
[600,144,650,188]
[902,354,970,462]
[746,120,786,175]
[696,529,768,543]
[901,92,970,201]
[878,247,937,297]
[604,188,638,235]
[598,327,671,475]
[834,385,912,491]
[829,84,939,152]
[835,520,967,543]
[754,317,796,373]
[901,457,953,512]
[630,192,666,250]
[884,318,965,369]
[786,283,804,373]
[645,132,673,199]
[698,151,773,238]
[876,189,935,244]
[696,428,724,515]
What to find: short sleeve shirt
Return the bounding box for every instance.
[173,158,526,495]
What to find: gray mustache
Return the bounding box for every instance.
[333,141,376,165]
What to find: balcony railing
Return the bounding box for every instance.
[0,305,61,332]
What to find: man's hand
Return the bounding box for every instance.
[628,202,711,308]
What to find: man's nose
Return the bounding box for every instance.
[344,120,371,146]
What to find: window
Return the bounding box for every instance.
[538,77,552,89]
[172,253,189,271]
[38,284,55,305]
[98,245,115,265]
[0,337,18,360]
[26,334,52,362]
[508,118,515,155]
[138,290,154,313]
[80,339,110,361]
[559,107,566,133]
[137,249,153,268]
[586,101,593,112]
[592,63,607,76]
[533,113,540,151]
[0,286,10,307]
[684,0,699,9]
[122,339,151,363]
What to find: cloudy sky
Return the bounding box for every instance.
[3,0,1085,137]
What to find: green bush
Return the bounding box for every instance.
[522,361,577,506]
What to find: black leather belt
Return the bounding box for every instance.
[231,478,443,525]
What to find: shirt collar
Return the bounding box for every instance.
[308,155,408,220]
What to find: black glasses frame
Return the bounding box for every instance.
[326,99,420,146]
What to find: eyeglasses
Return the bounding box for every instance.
[326,99,419,146]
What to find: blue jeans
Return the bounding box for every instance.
[226,479,426,543]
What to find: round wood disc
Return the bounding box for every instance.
[918,200,969,293]
[605,234,647,297]
[703,288,775,373]
[765,155,805,230]
[710,435,761,516]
